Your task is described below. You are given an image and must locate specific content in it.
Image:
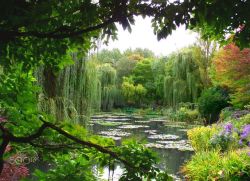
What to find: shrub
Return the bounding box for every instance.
[182,150,250,180]
[220,107,234,122]
[177,107,201,123]
[187,126,218,152]
[209,123,238,152]
[231,113,250,129]
[163,106,201,123]
[198,87,229,125]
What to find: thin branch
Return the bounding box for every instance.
[0,17,117,40]
[40,120,131,166]
[30,142,83,150]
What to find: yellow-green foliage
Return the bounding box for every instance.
[121,77,147,105]
[187,126,218,151]
[178,107,201,123]
[232,113,250,129]
[182,150,250,180]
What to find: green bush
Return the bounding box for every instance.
[198,87,229,125]
[163,106,201,123]
[220,107,234,122]
[231,113,250,129]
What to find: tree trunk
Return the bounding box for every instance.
[43,66,57,98]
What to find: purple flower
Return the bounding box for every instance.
[239,139,243,146]
[241,124,250,139]
[248,152,250,157]
[224,123,233,134]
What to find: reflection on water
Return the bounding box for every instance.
[90,114,195,180]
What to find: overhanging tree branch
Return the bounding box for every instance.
[0,17,116,40]
[0,118,132,174]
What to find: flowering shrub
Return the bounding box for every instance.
[239,124,250,147]
[209,123,235,151]
[184,114,250,180]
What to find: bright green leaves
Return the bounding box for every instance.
[0,64,41,135]
[121,77,147,106]
[117,140,172,181]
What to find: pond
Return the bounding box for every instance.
[89,113,196,180]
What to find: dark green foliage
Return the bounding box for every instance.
[189,0,250,48]
[198,87,229,125]
[33,153,97,181]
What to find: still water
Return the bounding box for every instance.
[90,114,195,180]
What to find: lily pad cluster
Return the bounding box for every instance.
[146,140,193,151]
[148,134,180,140]
[118,125,150,129]
[99,129,131,137]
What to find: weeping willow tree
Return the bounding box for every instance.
[98,63,119,111]
[164,49,202,107]
[36,53,101,123]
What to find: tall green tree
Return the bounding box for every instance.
[133,58,156,100]
[164,48,203,107]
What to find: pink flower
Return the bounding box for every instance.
[0,116,7,123]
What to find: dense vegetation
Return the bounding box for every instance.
[0,0,250,180]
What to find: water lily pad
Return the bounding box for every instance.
[135,120,150,123]
[148,134,179,140]
[145,143,165,149]
[105,118,131,121]
[164,124,185,128]
[99,130,131,137]
[148,119,166,122]
[178,128,189,132]
[91,115,131,120]
[118,125,149,129]
[144,130,158,135]
[156,140,194,151]
[132,116,144,119]
[91,120,129,126]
